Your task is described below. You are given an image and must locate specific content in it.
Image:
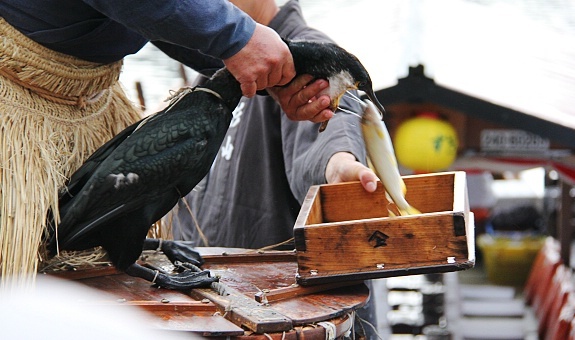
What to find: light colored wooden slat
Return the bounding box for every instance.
[191,282,293,334]
[254,280,363,303]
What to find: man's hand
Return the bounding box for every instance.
[224,24,295,98]
[267,74,334,122]
[325,152,378,193]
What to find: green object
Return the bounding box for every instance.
[477,234,545,287]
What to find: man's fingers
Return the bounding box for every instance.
[299,96,331,120]
[267,75,334,122]
[359,168,379,192]
[305,109,333,124]
[224,24,295,97]
[326,152,379,193]
[290,79,328,107]
[282,58,296,84]
[290,74,315,89]
[277,69,295,86]
[265,64,286,90]
[241,82,257,98]
[342,162,378,193]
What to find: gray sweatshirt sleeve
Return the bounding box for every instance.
[281,94,367,203]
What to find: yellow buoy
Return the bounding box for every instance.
[394,112,458,172]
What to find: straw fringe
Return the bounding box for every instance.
[0,18,142,291]
[0,18,122,107]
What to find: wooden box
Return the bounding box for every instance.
[294,171,475,285]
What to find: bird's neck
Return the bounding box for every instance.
[203,68,243,110]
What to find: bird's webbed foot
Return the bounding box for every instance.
[143,238,203,266]
[125,262,218,290]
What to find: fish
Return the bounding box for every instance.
[360,99,421,216]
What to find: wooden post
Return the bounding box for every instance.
[558,180,574,267]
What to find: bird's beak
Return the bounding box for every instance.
[329,96,342,112]
[363,88,386,119]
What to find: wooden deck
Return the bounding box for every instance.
[52,248,368,338]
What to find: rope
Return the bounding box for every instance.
[164,86,223,113]
[257,238,295,251]
[177,196,210,247]
[151,270,160,284]
[0,66,107,108]
[155,239,163,253]
[317,321,337,340]
[355,312,384,340]
[39,248,109,272]
[0,89,113,125]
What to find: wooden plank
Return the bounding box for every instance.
[77,272,197,305]
[43,265,119,280]
[201,256,369,325]
[402,172,456,213]
[118,300,216,313]
[311,172,458,224]
[153,315,245,336]
[226,314,354,339]
[254,280,363,303]
[451,171,469,213]
[300,213,467,266]
[64,271,245,336]
[191,282,293,334]
[201,250,296,264]
[62,248,369,333]
[89,302,244,336]
[268,284,368,324]
[134,249,367,326]
[319,181,391,222]
[294,185,323,226]
[296,212,469,281]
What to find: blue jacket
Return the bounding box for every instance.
[0,0,255,66]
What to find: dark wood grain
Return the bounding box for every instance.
[55,248,368,337]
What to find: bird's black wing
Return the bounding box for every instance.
[56,104,219,249]
[60,119,142,203]
[47,116,143,242]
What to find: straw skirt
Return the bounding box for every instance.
[0,18,142,290]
